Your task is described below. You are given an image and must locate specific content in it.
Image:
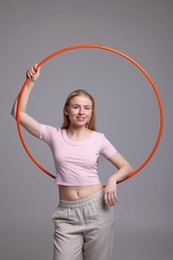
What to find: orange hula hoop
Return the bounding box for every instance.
[16,44,164,184]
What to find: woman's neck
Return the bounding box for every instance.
[66,126,92,140]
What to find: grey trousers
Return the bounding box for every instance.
[52,190,115,260]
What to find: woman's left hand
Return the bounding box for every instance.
[104,177,118,207]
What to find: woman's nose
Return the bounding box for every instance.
[79,108,84,114]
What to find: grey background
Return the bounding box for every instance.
[1,0,172,259]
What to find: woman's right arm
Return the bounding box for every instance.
[11,65,41,138]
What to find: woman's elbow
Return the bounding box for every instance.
[127,163,133,174]
[11,110,16,119]
[11,108,17,119]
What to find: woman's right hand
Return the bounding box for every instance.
[26,64,41,82]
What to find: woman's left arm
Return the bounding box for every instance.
[104,152,133,207]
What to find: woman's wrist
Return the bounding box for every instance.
[26,79,35,89]
[108,175,118,184]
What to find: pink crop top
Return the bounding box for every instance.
[39,124,117,186]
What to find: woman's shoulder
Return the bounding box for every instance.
[93,130,113,144]
[41,124,62,132]
[92,130,106,141]
[40,124,63,140]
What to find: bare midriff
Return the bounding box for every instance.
[58,183,103,200]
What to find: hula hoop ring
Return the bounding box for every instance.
[16,44,164,184]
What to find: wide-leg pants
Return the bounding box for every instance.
[52,190,115,260]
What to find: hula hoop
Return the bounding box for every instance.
[16,44,164,184]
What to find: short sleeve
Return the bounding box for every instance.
[99,134,117,159]
[39,124,56,145]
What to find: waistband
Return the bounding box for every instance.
[59,189,104,209]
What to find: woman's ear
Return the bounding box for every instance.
[64,110,68,116]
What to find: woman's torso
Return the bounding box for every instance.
[58,183,103,200]
[39,125,117,200]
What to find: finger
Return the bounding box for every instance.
[110,194,116,207]
[34,64,39,73]
[34,65,41,77]
[27,68,34,78]
[26,69,33,78]
[104,191,109,206]
[109,192,117,206]
[113,192,118,204]
[107,192,113,206]
[31,67,35,73]
[104,191,113,207]
[34,63,38,70]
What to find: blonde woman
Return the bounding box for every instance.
[11,64,133,260]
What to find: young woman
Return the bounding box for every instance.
[11,64,133,260]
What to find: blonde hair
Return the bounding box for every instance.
[61,89,96,131]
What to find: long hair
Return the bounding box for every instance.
[61,89,96,131]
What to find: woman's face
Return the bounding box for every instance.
[65,95,93,128]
